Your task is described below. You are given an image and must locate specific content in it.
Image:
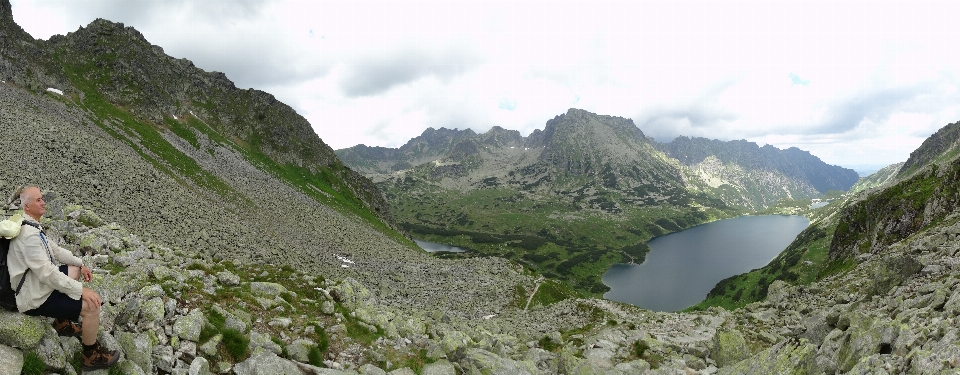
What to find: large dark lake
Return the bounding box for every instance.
[602,215,809,312]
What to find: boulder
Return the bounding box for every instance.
[216,270,240,286]
[359,363,387,375]
[250,282,288,298]
[174,308,206,342]
[710,328,749,367]
[249,330,282,356]
[119,331,155,373]
[286,338,316,363]
[458,348,536,375]
[36,328,70,371]
[420,359,456,375]
[233,352,303,375]
[868,255,922,296]
[189,356,213,375]
[0,344,23,375]
[0,311,46,349]
[718,340,818,375]
[139,297,165,326]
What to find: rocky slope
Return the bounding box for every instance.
[5,153,960,374]
[0,6,392,229]
[898,120,960,178]
[848,162,904,195]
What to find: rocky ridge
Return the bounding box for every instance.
[338,109,858,211]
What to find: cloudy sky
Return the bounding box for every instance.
[11,0,960,172]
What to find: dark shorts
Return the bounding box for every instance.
[24,265,81,321]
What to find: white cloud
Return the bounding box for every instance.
[10,0,960,168]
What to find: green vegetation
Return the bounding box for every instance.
[49,33,407,251]
[387,178,740,295]
[21,351,45,375]
[221,328,250,361]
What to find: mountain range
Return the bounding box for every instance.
[337,108,859,291]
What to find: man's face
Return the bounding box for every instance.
[23,187,45,219]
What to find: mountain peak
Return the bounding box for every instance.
[1,0,11,23]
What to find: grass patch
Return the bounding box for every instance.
[21,351,45,375]
[222,328,250,361]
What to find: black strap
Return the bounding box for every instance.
[13,221,33,296]
[20,221,41,232]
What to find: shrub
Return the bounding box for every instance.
[632,340,649,358]
[308,346,325,367]
[538,336,560,352]
[222,328,249,361]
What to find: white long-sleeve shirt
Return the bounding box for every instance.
[8,215,84,312]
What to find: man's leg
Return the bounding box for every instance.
[79,298,100,345]
[53,266,83,336]
[79,296,118,370]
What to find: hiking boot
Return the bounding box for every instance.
[52,319,81,337]
[82,344,119,370]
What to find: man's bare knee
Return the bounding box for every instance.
[80,300,100,315]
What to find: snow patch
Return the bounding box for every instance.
[173,115,179,120]
[333,254,355,267]
[482,314,496,320]
[46,88,64,95]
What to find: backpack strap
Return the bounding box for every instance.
[13,221,32,296]
[20,221,41,232]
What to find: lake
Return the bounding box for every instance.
[414,239,469,253]
[601,215,809,312]
[810,201,829,209]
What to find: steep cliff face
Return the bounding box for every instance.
[898,120,960,178]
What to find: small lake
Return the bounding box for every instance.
[414,240,469,253]
[810,201,829,209]
[602,215,809,312]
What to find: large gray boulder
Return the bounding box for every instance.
[36,327,71,372]
[710,328,749,367]
[458,348,536,375]
[233,351,303,375]
[718,340,818,375]
[421,359,456,375]
[173,308,206,342]
[119,331,154,373]
[0,311,46,349]
[0,344,23,375]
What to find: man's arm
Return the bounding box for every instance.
[50,236,84,267]
[19,232,83,299]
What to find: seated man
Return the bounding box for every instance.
[8,186,119,370]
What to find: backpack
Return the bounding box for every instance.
[0,221,29,311]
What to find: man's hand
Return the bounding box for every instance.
[79,265,93,282]
[81,287,101,308]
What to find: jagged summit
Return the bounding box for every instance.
[658,136,859,193]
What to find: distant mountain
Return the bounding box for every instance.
[658,136,860,195]
[337,108,857,292]
[339,109,858,211]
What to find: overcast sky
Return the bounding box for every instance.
[11,0,960,172]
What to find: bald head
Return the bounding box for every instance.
[20,186,45,221]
